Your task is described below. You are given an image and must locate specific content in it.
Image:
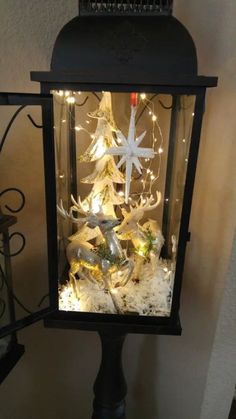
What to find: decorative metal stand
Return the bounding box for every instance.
[92,333,127,419]
[0,212,25,384]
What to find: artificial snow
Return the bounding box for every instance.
[59,258,174,317]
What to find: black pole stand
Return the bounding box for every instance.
[92,332,127,419]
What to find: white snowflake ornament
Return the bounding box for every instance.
[106,106,155,203]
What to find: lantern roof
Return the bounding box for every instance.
[31,14,217,87]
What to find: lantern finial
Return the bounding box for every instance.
[79,0,173,16]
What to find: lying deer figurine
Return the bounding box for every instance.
[57,196,134,298]
[117,192,164,277]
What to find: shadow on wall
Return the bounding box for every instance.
[0,323,100,419]
[126,335,159,419]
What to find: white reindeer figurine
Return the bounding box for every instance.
[117,192,164,277]
[57,196,134,303]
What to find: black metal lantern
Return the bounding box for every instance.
[0,1,217,416]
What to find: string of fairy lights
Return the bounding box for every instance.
[138,93,165,197]
[53,90,194,210]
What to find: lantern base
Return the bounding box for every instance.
[92,333,127,419]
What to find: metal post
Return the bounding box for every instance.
[92,333,127,419]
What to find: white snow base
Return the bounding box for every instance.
[59,259,174,317]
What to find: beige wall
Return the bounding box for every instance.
[0,1,236,418]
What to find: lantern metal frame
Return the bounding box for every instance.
[0,93,55,340]
[31,79,210,336]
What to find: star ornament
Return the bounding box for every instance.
[105,106,155,203]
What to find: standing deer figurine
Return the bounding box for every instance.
[57,196,134,312]
[117,192,164,277]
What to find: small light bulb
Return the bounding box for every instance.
[149,111,152,115]
[86,120,90,124]
[90,134,95,139]
[182,138,186,143]
[78,91,82,95]
[152,115,157,122]
[62,119,66,123]
[158,147,164,154]
[66,96,75,104]
[154,138,157,143]
[117,138,122,144]
[165,198,169,202]
[192,112,195,117]
[185,158,188,163]
[140,93,146,100]
[57,90,63,96]
[147,169,151,174]
[111,288,118,294]
[118,191,124,197]
[75,126,82,131]
[65,91,70,97]
[150,175,155,180]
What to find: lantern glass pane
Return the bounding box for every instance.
[52,91,195,317]
[0,104,51,335]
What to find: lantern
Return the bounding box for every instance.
[0,1,217,417]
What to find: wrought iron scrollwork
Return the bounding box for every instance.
[75,96,89,107]
[0,104,43,154]
[0,188,25,214]
[0,265,32,315]
[27,114,43,129]
[0,232,26,258]
[0,188,26,258]
[0,105,26,153]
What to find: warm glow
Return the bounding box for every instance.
[66,96,75,104]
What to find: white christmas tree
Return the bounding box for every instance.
[79,92,125,217]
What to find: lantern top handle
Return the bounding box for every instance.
[79,0,173,16]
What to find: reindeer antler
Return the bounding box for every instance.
[71,195,89,215]
[140,191,162,212]
[57,198,89,225]
[130,191,161,214]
